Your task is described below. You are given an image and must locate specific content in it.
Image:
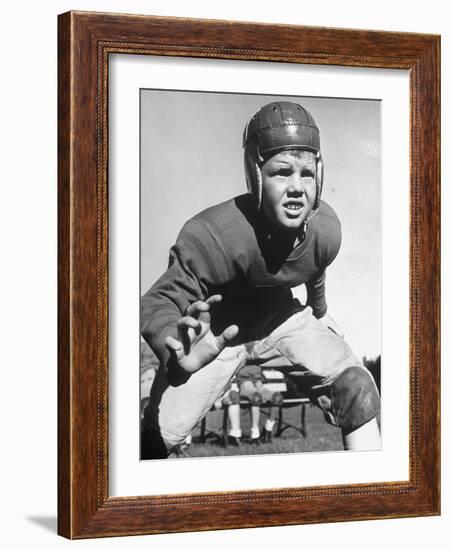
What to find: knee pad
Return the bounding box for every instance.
[271,391,284,406]
[229,390,240,405]
[250,392,263,406]
[331,366,380,432]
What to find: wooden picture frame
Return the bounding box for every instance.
[58,11,440,539]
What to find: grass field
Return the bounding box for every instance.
[170,402,344,459]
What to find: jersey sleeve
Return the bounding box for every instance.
[320,203,342,268]
[141,219,231,371]
[305,269,327,318]
[306,202,342,318]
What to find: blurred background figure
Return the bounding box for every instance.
[221,364,285,445]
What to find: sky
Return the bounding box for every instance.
[140,90,381,358]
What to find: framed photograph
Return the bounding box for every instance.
[58,11,440,538]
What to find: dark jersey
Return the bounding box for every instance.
[141,194,341,370]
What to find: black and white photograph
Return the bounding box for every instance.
[140,90,382,460]
[2,0,446,545]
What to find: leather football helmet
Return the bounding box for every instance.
[243,101,323,209]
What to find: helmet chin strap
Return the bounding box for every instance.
[305,208,318,225]
[294,207,318,248]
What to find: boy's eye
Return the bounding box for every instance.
[270,168,292,177]
[301,169,315,179]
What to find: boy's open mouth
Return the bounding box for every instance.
[283,201,304,212]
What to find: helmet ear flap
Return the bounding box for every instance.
[314,154,324,210]
[244,142,264,208]
[254,162,263,208]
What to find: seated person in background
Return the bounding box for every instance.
[220,364,284,445]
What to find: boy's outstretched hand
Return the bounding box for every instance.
[164,295,239,374]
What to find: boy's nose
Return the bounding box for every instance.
[287,176,304,194]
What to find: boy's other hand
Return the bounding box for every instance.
[164,295,239,374]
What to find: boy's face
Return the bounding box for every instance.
[260,150,317,231]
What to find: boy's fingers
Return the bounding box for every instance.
[198,309,211,325]
[216,324,239,351]
[165,336,186,361]
[188,301,211,324]
[165,335,183,351]
[177,316,201,331]
[186,300,209,318]
[177,317,201,353]
[206,294,222,306]
[184,295,222,324]
[199,295,223,323]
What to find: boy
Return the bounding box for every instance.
[141,101,380,459]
